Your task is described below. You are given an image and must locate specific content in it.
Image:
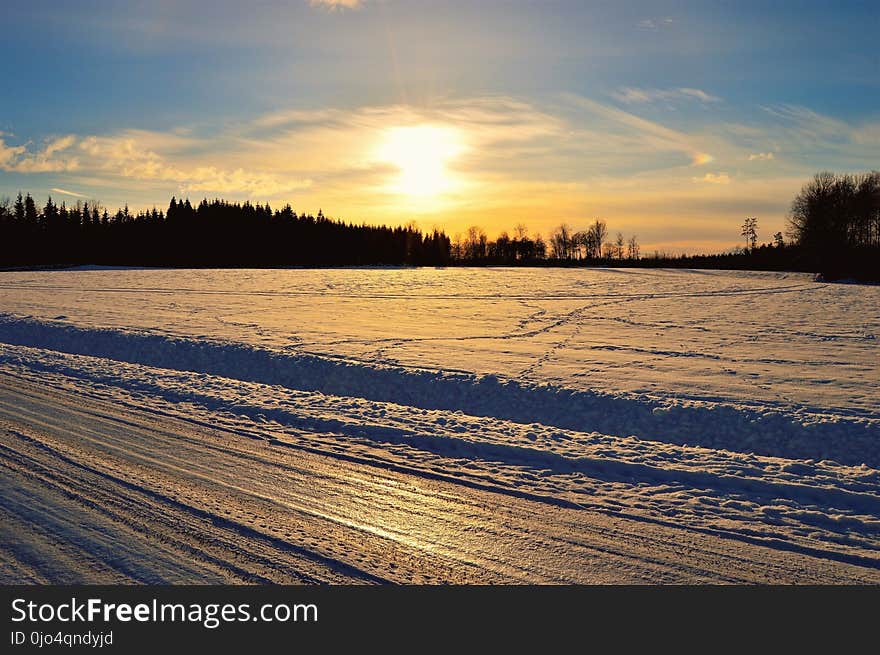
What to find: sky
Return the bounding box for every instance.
[1,1,878,253]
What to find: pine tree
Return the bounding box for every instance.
[24,194,38,226]
[14,192,25,223]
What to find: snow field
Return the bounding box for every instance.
[1,267,878,579]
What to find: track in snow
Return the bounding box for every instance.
[1,359,878,584]
[1,267,878,583]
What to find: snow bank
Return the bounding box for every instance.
[1,313,877,467]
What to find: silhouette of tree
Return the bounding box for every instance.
[627,235,640,260]
[2,179,875,279]
[14,193,25,224]
[788,170,879,278]
[741,217,758,251]
[614,232,625,259]
[533,233,547,260]
[23,194,38,227]
[550,224,573,259]
[0,193,453,268]
[588,219,607,259]
[464,226,487,260]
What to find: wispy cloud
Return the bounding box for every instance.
[761,104,846,136]
[0,134,79,173]
[693,172,731,184]
[563,93,715,166]
[5,94,878,252]
[2,130,311,197]
[44,135,77,158]
[751,103,880,167]
[50,187,86,198]
[309,0,363,10]
[612,87,721,105]
[851,124,880,147]
[0,139,25,169]
[79,132,313,196]
[638,17,674,31]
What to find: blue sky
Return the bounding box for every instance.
[1,1,878,251]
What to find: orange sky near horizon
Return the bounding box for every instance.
[2,2,878,255]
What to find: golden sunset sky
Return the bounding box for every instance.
[1,1,878,252]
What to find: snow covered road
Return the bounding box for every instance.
[1,267,878,583]
[1,367,877,584]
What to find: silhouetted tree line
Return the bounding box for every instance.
[450,171,878,280]
[450,224,549,263]
[451,219,643,265]
[786,171,880,279]
[616,242,799,273]
[2,170,876,278]
[0,194,451,267]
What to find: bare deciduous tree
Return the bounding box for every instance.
[550,223,573,259]
[627,234,640,259]
[465,225,488,259]
[614,232,625,259]
[589,219,607,259]
[789,170,880,251]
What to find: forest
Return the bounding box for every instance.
[0,196,451,267]
[0,170,877,279]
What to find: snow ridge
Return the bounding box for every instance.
[1,313,876,467]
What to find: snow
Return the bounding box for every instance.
[0,313,877,468]
[0,266,878,582]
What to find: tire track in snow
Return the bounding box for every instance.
[6,376,880,582]
[0,280,818,301]
[2,371,878,582]
[1,319,877,467]
[3,359,880,576]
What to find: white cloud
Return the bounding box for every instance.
[752,103,880,168]
[309,0,362,10]
[612,87,721,105]
[181,167,313,196]
[761,104,846,135]
[0,139,25,169]
[691,173,730,184]
[693,172,731,184]
[6,95,875,251]
[44,135,77,157]
[638,17,674,30]
[50,187,86,198]
[678,88,720,103]
[564,93,715,166]
[0,134,79,173]
[2,131,310,197]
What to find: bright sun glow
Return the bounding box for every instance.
[377,125,463,197]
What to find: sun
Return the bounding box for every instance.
[377,125,463,197]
